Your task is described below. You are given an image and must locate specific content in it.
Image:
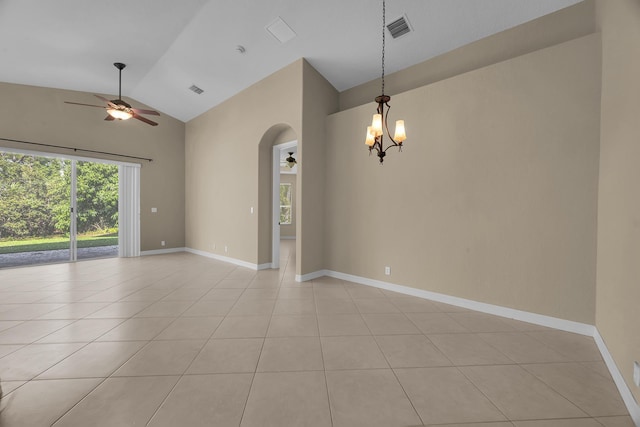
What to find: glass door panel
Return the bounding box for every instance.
[0,152,71,268]
[75,160,119,260]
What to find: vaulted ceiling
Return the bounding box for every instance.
[0,0,582,122]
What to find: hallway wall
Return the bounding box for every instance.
[595,0,640,406]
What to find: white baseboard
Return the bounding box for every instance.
[325,270,594,336]
[141,247,186,256]
[593,330,640,426]
[184,247,261,270]
[313,268,639,424]
[295,270,326,282]
[142,247,263,271]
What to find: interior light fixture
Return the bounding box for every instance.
[106,64,133,120]
[285,152,297,168]
[106,106,133,120]
[365,0,407,164]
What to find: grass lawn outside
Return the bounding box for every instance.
[0,235,118,255]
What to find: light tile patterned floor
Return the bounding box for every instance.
[0,241,634,426]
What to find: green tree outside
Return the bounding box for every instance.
[0,152,119,241]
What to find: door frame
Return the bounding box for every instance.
[272,140,297,269]
[70,159,78,261]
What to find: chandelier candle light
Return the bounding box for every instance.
[365,0,407,164]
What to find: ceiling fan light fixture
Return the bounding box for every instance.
[107,108,133,120]
[64,61,159,126]
[285,152,297,168]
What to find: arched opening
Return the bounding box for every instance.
[257,124,299,271]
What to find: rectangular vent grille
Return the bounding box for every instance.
[387,15,411,39]
[266,17,297,44]
[189,85,204,95]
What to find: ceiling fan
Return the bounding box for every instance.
[64,62,160,126]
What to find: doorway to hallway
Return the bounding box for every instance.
[271,140,297,269]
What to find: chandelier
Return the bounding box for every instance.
[365,0,406,164]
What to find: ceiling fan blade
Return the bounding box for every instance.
[64,101,107,109]
[94,94,118,108]
[132,112,158,126]
[104,115,115,121]
[131,107,160,116]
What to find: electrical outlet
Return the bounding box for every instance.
[250,207,254,214]
[161,241,165,247]
[224,246,228,253]
[385,266,391,275]
[634,361,640,387]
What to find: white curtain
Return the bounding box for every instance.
[119,165,140,257]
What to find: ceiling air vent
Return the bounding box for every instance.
[189,85,204,95]
[266,17,297,44]
[387,15,411,39]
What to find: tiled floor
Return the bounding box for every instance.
[0,241,634,426]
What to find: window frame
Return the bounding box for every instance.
[279,182,292,225]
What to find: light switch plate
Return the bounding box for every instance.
[151,207,157,213]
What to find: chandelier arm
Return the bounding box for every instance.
[375,138,383,153]
[382,102,400,150]
[382,141,400,153]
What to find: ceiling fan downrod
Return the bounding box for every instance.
[114,62,126,100]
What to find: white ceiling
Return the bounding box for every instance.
[0,0,582,122]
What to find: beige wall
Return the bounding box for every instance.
[299,61,339,275]
[185,59,336,275]
[596,0,640,404]
[185,60,303,266]
[0,82,186,252]
[339,0,596,111]
[280,173,297,238]
[325,34,601,324]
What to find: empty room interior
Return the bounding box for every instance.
[0,0,639,426]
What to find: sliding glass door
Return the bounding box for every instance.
[0,151,121,268]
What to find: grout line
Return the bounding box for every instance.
[48,376,111,425]
[144,375,183,426]
[238,246,292,426]
[358,299,425,426]
[314,286,334,427]
[452,365,512,423]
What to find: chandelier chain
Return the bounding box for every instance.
[381,0,386,95]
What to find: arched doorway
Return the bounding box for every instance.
[257,124,299,270]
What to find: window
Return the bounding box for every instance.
[279,183,292,225]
